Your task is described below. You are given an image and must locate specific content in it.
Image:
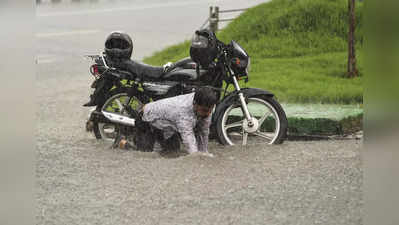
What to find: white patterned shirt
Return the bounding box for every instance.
[142,93,211,153]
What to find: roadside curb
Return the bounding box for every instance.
[287,113,363,136]
[283,104,363,137]
[234,103,363,138]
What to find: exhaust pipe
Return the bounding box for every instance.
[102,111,136,126]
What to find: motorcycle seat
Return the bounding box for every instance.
[109,58,197,81]
[119,60,164,79]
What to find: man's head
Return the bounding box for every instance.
[193,87,218,119]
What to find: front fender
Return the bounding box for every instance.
[211,88,274,124]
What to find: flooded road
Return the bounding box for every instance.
[36,0,362,224]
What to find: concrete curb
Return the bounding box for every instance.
[283,104,363,136]
[287,113,363,136]
[231,103,363,137]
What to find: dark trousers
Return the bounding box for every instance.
[135,119,180,152]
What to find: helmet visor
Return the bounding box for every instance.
[106,38,130,49]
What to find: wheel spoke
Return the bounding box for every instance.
[242,132,248,146]
[253,131,274,141]
[225,120,244,130]
[115,99,125,113]
[229,132,243,137]
[258,111,272,125]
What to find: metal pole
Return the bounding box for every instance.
[209,6,219,33]
[219,8,249,13]
[209,6,215,32]
[215,6,219,32]
[209,6,213,19]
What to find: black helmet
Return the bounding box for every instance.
[189,29,218,68]
[104,31,133,60]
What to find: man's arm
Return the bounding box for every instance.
[195,117,211,153]
[176,119,198,154]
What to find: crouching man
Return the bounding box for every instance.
[121,86,217,156]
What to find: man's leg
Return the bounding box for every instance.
[134,120,155,152]
[159,133,181,152]
[152,128,166,152]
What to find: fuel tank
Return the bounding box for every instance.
[163,68,208,81]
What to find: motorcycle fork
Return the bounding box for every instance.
[232,76,254,126]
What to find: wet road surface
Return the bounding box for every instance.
[37,79,362,224]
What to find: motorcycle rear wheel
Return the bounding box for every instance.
[92,91,143,140]
[216,95,287,145]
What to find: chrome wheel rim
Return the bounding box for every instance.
[221,97,281,145]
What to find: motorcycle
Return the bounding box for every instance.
[89,35,288,146]
[83,53,195,139]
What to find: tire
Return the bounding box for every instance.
[216,95,287,145]
[92,89,143,140]
[92,88,125,140]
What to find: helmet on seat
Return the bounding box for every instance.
[104,31,133,60]
[189,29,218,68]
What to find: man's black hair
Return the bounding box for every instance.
[193,86,218,107]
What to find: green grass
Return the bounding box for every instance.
[144,0,363,104]
[245,51,364,104]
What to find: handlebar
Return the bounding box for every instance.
[101,55,109,68]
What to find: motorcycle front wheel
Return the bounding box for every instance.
[216,95,287,145]
[93,92,143,141]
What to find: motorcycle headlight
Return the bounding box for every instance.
[231,57,250,76]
